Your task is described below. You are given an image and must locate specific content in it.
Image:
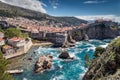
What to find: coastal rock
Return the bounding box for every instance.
[71,21,120,41]
[62,41,75,48]
[53,21,119,47]
[34,55,53,73]
[83,37,120,80]
[84,34,89,41]
[67,34,76,43]
[59,50,73,59]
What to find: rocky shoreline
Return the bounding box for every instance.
[7,41,74,73]
[7,42,53,70]
[52,21,120,48]
[7,38,114,80]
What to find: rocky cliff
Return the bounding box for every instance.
[52,21,120,47]
[71,21,120,41]
[83,37,120,80]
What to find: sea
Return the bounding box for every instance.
[13,39,111,80]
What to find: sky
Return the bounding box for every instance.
[0,0,120,21]
[41,0,120,16]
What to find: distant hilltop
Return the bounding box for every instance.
[0,1,87,27]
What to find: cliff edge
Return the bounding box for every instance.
[83,37,120,80]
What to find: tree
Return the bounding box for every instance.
[0,26,4,33]
[0,52,14,80]
[5,28,22,38]
[94,47,105,57]
[22,33,29,38]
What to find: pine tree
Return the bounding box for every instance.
[0,52,14,80]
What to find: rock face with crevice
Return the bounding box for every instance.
[83,37,120,80]
[34,55,53,73]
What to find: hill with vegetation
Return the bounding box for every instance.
[0,1,87,27]
[83,37,120,80]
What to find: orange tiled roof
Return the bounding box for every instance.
[3,45,12,49]
[3,17,91,33]
[9,37,24,42]
[0,38,4,41]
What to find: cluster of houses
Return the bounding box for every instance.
[0,16,120,47]
[0,32,32,59]
[0,17,74,47]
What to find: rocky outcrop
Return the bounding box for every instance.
[62,40,75,48]
[53,21,120,47]
[83,37,120,80]
[71,21,120,41]
[34,55,53,73]
[84,34,89,41]
[71,29,85,41]
[49,32,76,48]
[57,21,119,47]
[67,33,76,43]
[59,50,73,59]
[85,22,119,39]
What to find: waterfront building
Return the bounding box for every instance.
[2,45,15,55]
[7,37,25,48]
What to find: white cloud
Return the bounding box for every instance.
[53,6,57,9]
[49,0,59,9]
[0,0,47,13]
[75,15,120,23]
[84,0,107,4]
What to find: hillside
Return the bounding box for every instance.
[55,17,87,26]
[0,1,87,27]
[83,37,120,80]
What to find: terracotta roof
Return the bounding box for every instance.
[3,45,12,49]
[31,29,39,33]
[9,37,24,42]
[2,17,90,33]
[0,38,4,41]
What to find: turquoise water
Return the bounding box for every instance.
[14,39,111,80]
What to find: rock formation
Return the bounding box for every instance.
[84,34,89,41]
[83,37,120,80]
[62,40,75,48]
[59,50,73,59]
[71,21,120,41]
[53,21,120,47]
[62,32,76,48]
[34,55,53,73]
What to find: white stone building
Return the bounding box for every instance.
[7,37,25,48]
[0,38,5,46]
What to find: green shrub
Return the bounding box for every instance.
[111,38,120,47]
[5,28,22,38]
[94,47,105,57]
